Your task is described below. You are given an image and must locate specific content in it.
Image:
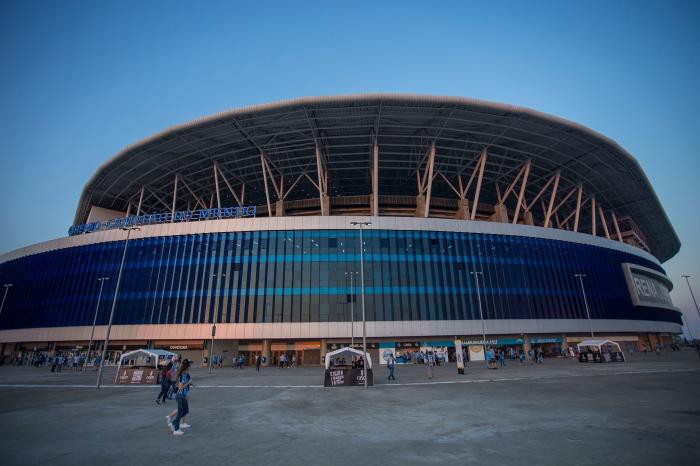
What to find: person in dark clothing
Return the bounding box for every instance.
[255,354,262,372]
[156,362,173,404]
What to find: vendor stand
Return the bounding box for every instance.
[324,347,373,386]
[577,339,626,363]
[115,349,176,384]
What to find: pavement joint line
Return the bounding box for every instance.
[0,367,697,390]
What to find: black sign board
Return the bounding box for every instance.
[324,368,374,387]
[578,351,625,363]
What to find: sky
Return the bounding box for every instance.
[1,1,699,335]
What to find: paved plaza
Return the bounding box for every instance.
[0,350,699,466]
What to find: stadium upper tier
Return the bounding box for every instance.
[74,94,679,262]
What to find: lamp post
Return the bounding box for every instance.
[97,226,140,389]
[575,273,594,337]
[85,277,109,369]
[470,271,488,367]
[209,272,225,373]
[345,271,358,347]
[350,221,371,388]
[681,275,700,319]
[0,283,13,318]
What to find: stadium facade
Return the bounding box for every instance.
[0,95,682,365]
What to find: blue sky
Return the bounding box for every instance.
[1,1,699,335]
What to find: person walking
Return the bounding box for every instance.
[518,350,525,365]
[156,362,172,405]
[255,354,262,372]
[387,354,396,381]
[168,359,192,436]
[498,350,506,368]
[426,351,435,380]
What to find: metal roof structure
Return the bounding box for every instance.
[73,94,680,262]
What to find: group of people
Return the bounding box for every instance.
[276,353,297,368]
[155,355,193,436]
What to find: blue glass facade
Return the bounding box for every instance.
[0,230,681,331]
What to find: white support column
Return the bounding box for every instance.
[240,183,245,204]
[611,211,623,242]
[424,143,436,218]
[573,184,583,232]
[260,152,272,216]
[213,162,221,211]
[372,142,379,216]
[171,174,178,222]
[470,148,487,220]
[543,170,560,228]
[598,206,611,240]
[315,145,328,216]
[591,195,596,236]
[136,186,145,216]
[512,159,531,224]
[125,202,132,217]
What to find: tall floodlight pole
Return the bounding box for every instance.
[345,271,358,347]
[470,271,488,367]
[350,221,371,388]
[0,284,13,318]
[209,272,225,373]
[97,226,140,389]
[85,277,109,369]
[682,275,700,320]
[575,273,594,337]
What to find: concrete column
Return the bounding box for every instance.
[320,339,327,365]
[492,203,509,223]
[523,335,531,354]
[415,194,426,217]
[275,200,285,217]
[561,334,569,351]
[262,339,271,366]
[370,194,379,216]
[320,193,330,216]
[456,198,470,220]
[523,210,534,226]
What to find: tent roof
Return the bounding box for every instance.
[120,348,176,358]
[325,347,373,369]
[577,339,620,347]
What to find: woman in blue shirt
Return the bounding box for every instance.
[168,359,192,436]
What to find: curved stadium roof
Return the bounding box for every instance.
[74,94,680,262]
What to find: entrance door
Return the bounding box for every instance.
[303,349,320,366]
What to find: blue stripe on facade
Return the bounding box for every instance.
[0,229,680,329]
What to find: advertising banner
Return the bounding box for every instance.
[379,343,396,365]
[115,367,159,385]
[455,340,465,374]
[323,368,374,387]
[468,345,485,361]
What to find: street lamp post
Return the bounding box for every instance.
[350,221,371,388]
[209,272,224,373]
[0,283,13,318]
[470,271,488,367]
[85,277,109,369]
[575,273,594,338]
[681,275,700,320]
[345,271,358,347]
[97,226,140,389]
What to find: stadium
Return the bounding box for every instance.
[0,94,682,366]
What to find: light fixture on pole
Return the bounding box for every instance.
[350,221,371,388]
[470,271,488,368]
[574,273,594,337]
[345,271,358,347]
[97,226,140,389]
[0,283,13,318]
[85,277,109,369]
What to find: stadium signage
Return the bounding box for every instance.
[68,205,257,236]
[621,263,675,309]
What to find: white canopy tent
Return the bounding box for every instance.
[577,339,626,361]
[324,347,373,369]
[117,349,176,370]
